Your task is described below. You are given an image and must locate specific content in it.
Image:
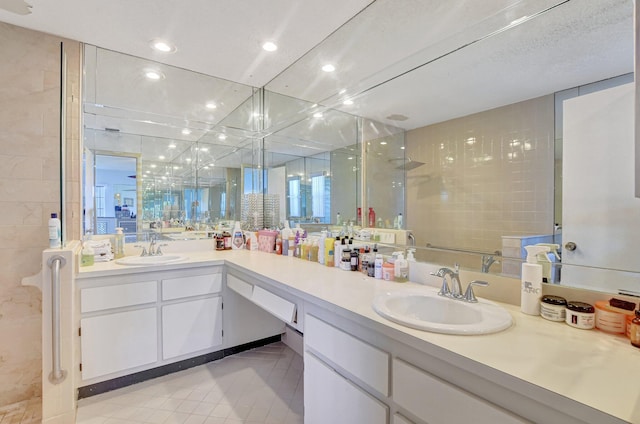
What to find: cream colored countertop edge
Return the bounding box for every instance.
[78,249,639,423]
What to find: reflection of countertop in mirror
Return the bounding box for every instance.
[78,248,637,423]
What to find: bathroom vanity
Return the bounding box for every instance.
[75,249,636,424]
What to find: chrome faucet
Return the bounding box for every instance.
[148,236,157,256]
[431,264,490,302]
[481,255,498,273]
[431,264,463,298]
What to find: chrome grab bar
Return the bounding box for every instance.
[47,255,67,384]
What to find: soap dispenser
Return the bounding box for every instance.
[394,252,408,282]
[521,245,550,315]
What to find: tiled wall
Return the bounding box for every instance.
[406,94,555,258]
[0,22,80,407]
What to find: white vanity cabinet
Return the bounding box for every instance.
[77,266,223,383]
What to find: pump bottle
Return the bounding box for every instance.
[521,245,550,315]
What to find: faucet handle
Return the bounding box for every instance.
[438,277,451,297]
[430,267,451,277]
[134,245,148,257]
[155,244,169,256]
[463,280,489,303]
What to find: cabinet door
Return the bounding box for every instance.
[162,297,222,360]
[81,308,157,381]
[304,352,387,424]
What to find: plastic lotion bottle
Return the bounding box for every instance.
[394,252,409,282]
[521,245,550,315]
[48,213,61,248]
[114,227,125,259]
[374,251,384,279]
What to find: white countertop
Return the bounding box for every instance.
[78,249,640,423]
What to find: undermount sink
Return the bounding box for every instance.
[115,255,188,266]
[372,290,512,335]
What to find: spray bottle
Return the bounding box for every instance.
[521,245,550,315]
[536,243,561,284]
[231,221,245,250]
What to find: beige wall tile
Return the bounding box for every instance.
[0,22,80,407]
[406,94,555,255]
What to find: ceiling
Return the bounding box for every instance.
[0,0,633,173]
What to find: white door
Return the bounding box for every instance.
[81,307,158,381]
[562,82,640,292]
[162,297,223,360]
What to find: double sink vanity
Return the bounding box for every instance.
[74,244,637,424]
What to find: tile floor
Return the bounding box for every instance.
[0,398,41,424]
[75,342,304,424]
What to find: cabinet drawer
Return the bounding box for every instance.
[305,314,389,396]
[393,358,526,424]
[162,272,222,301]
[227,274,253,299]
[252,285,296,323]
[81,280,157,313]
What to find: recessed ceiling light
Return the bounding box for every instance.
[144,70,164,80]
[380,141,387,145]
[262,41,278,52]
[343,99,354,105]
[168,143,176,149]
[218,134,227,141]
[150,39,176,53]
[206,102,217,109]
[150,164,157,168]
[313,112,323,118]
[322,64,336,73]
[186,158,192,162]
[339,89,347,95]
[200,147,208,152]
[182,129,191,135]
[159,155,165,160]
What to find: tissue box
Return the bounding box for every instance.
[257,230,278,253]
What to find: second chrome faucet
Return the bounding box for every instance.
[431,264,489,303]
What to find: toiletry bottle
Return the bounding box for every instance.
[397,213,403,229]
[48,213,61,248]
[350,243,359,271]
[374,249,383,279]
[341,241,352,271]
[521,245,550,315]
[275,234,283,255]
[232,221,245,250]
[536,243,561,284]
[310,239,319,262]
[114,227,125,259]
[334,237,344,268]
[394,252,408,282]
[336,212,342,226]
[322,237,332,266]
[80,238,95,267]
[367,245,377,277]
[368,207,376,227]
[318,231,326,265]
[357,207,362,226]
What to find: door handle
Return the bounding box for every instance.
[564,242,577,251]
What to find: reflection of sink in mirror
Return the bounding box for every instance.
[372,291,512,335]
[115,255,188,266]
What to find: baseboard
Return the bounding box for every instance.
[78,334,281,399]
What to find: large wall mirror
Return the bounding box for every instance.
[81,0,637,295]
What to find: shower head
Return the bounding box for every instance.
[389,157,425,170]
